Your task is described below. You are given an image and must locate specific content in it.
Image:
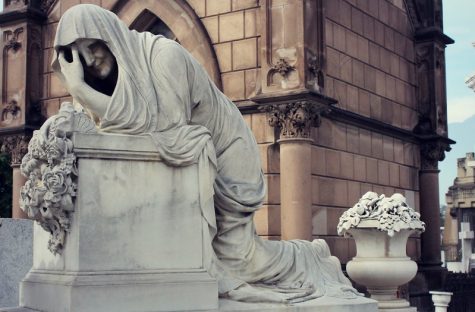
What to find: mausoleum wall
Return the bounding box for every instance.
[17,0,424,264]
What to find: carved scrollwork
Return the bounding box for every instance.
[420,139,451,170]
[0,134,31,166]
[263,101,329,139]
[271,58,295,78]
[20,102,96,254]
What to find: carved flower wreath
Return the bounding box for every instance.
[337,192,426,237]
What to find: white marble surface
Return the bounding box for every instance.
[220,296,377,312]
[0,219,33,308]
[20,133,218,312]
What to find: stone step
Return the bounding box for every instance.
[1,296,378,312]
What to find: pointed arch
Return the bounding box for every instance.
[110,0,222,89]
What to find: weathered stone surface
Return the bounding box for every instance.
[0,219,33,308]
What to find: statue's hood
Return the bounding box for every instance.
[51,4,159,134]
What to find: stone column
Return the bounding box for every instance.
[419,169,442,265]
[266,101,325,240]
[419,140,450,266]
[1,134,30,219]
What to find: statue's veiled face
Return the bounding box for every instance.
[75,39,115,79]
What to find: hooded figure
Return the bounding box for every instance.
[52,4,358,303]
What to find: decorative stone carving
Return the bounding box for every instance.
[19,102,96,254]
[3,28,23,52]
[337,192,425,237]
[271,58,295,78]
[264,101,328,139]
[1,100,21,123]
[338,192,424,311]
[420,139,451,170]
[0,134,31,166]
[259,0,327,94]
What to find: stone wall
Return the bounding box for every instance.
[312,0,421,263]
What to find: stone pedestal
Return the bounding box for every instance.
[18,133,218,312]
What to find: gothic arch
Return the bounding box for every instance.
[109,0,222,89]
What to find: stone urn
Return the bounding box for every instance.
[337,192,425,310]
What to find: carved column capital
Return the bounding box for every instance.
[420,139,451,170]
[0,134,31,167]
[263,101,329,140]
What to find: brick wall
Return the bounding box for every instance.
[313,0,421,263]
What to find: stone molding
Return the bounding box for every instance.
[263,101,329,139]
[0,133,31,166]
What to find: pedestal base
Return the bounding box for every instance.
[2,295,378,312]
[18,270,217,312]
[14,133,219,312]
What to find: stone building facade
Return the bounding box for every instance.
[443,152,475,263]
[0,0,454,308]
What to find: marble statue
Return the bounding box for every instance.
[50,4,359,304]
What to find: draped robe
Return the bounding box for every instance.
[52,4,358,302]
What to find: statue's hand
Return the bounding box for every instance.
[58,45,85,96]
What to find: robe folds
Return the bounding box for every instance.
[52,4,358,301]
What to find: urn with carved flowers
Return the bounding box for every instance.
[337,192,425,311]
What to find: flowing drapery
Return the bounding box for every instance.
[52,4,358,301]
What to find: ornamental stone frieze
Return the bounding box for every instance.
[0,134,31,166]
[264,101,329,140]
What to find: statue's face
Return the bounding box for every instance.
[76,39,115,79]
